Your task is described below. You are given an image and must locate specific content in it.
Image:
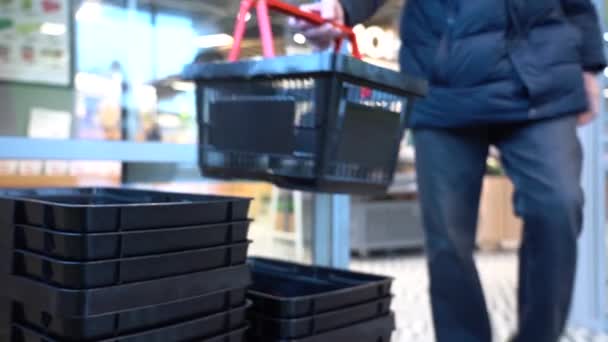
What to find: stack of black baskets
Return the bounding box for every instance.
[0,188,253,342]
[246,257,395,342]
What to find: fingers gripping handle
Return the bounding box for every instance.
[228,0,362,62]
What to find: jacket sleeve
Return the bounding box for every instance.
[561,0,607,72]
[339,0,387,25]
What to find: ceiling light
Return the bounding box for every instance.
[171,81,196,92]
[40,22,66,36]
[76,1,102,22]
[196,33,234,49]
[293,33,306,45]
[158,114,182,128]
[134,84,158,112]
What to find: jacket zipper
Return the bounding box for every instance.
[433,0,455,84]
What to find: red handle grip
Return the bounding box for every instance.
[228,0,362,62]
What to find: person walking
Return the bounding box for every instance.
[292,0,606,341]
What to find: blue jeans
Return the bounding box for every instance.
[413,116,583,342]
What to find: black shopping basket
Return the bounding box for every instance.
[183,0,427,195]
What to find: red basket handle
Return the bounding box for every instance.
[228,0,362,62]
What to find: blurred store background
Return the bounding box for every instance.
[0,0,411,263]
[1,0,608,340]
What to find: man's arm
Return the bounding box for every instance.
[561,0,607,72]
[339,0,387,25]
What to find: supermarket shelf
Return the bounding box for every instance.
[271,229,298,242]
[0,137,197,163]
[0,175,119,188]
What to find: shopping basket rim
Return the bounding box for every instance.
[0,187,253,208]
[182,51,428,98]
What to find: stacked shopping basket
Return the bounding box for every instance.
[246,257,396,342]
[0,188,253,342]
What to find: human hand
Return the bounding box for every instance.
[577,72,601,126]
[288,0,345,50]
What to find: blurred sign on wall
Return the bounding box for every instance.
[0,0,71,85]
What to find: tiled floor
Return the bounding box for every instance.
[351,252,608,342]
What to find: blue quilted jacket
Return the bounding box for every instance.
[341,0,607,127]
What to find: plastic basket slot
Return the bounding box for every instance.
[42,204,53,229]
[203,78,317,128]
[40,311,51,328]
[41,260,52,281]
[340,83,408,135]
[208,98,296,155]
[310,297,318,319]
[115,208,126,285]
[203,150,316,179]
[376,284,386,298]
[327,163,389,184]
[43,232,55,253]
[225,202,234,224]
[334,101,401,166]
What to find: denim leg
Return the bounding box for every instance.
[495,116,583,342]
[414,127,492,342]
